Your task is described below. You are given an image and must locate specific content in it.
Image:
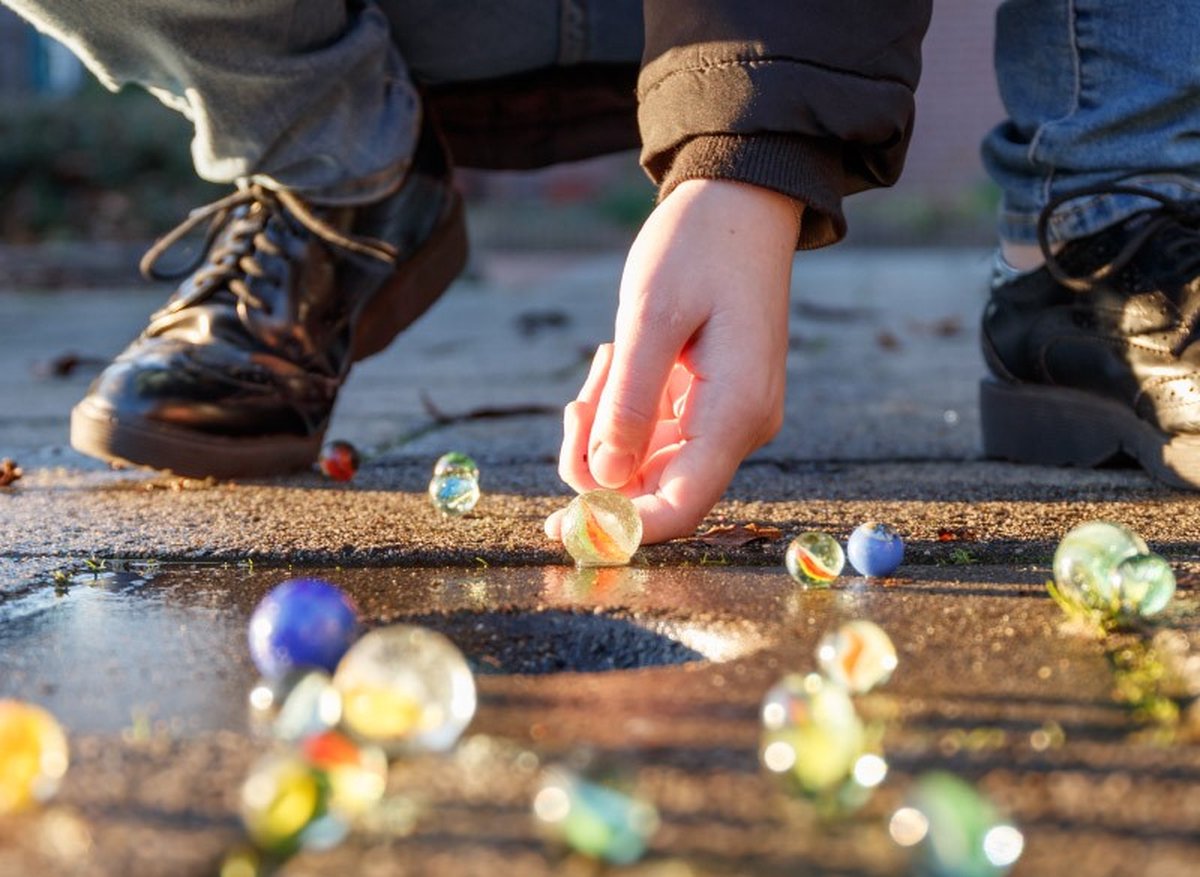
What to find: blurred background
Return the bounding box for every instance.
[0,1,1002,287]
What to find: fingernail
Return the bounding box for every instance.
[590,443,636,487]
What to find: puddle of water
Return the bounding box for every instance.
[0,567,255,735]
[0,564,787,734]
[5,560,1144,752]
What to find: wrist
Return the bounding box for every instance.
[666,178,802,249]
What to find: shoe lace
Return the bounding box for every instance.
[1039,184,1200,292]
[140,184,398,316]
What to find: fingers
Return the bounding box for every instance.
[634,367,781,544]
[557,344,613,494]
[557,340,689,497]
[635,422,740,544]
[547,356,684,542]
[544,437,683,542]
[578,342,614,403]
[588,303,693,489]
[552,376,778,546]
[588,340,686,487]
[543,506,567,540]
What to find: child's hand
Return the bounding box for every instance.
[544,178,800,544]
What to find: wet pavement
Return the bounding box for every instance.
[0,561,1198,876]
[2,249,1200,875]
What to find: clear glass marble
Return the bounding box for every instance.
[433,452,479,480]
[532,761,660,865]
[759,673,865,795]
[561,489,643,567]
[890,772,1023,877]
[785,531,845,587]
[1053,521,1149,614]
[247,670,342,742]
[333,625,477,756]
[428,472,481,516]
[817,620,898,693]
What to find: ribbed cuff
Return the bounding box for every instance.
[655,133,847,249]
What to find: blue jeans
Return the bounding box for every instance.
[983,0,1200,245]
[2,0,643,203]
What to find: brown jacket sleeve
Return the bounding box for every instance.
[638,1,932,248]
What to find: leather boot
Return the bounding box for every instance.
[70,119,467,478]
[981,185,1200,488]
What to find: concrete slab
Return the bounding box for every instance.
[1,248,990,472]
[5,247,1187,569]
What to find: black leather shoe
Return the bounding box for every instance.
[981,185,1200,488]
[70,120,467,478]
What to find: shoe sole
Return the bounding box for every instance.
[70,401,323,479]
[979,378,1200,489]
[70,193,469,478]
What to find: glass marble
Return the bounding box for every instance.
[1052,521,1148,614]
[891,772,1023,877]
[846,522,905,577]
[759,673,865,795]
[0,699,69,815]
[532,763,660,865]
[300,730,388,818]
[428,472,481,516]
[817,620,898,694]
[240,753,331,855]
[218,845,267,877]
[247,670,342,742]
[333,625,477,756]
[785,531,845,587]
[1111,552,1175,619]
[248,578,359,679]
[317,440,360,482]
[433,452,479,480]
[561,489,643,567]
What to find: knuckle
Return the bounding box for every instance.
[605,395,658,436]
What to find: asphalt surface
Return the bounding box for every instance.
[1,248,1199,876]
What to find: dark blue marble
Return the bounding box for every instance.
[248,578,358,679]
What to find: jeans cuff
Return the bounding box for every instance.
[250,156,409,206]
[999,173,1200,246]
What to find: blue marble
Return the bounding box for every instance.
[248,579,359,679]
[846,522,905,577]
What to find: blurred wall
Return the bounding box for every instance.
[0,7,33,96]
[0,7,83,96]
[899,0,1003,198]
